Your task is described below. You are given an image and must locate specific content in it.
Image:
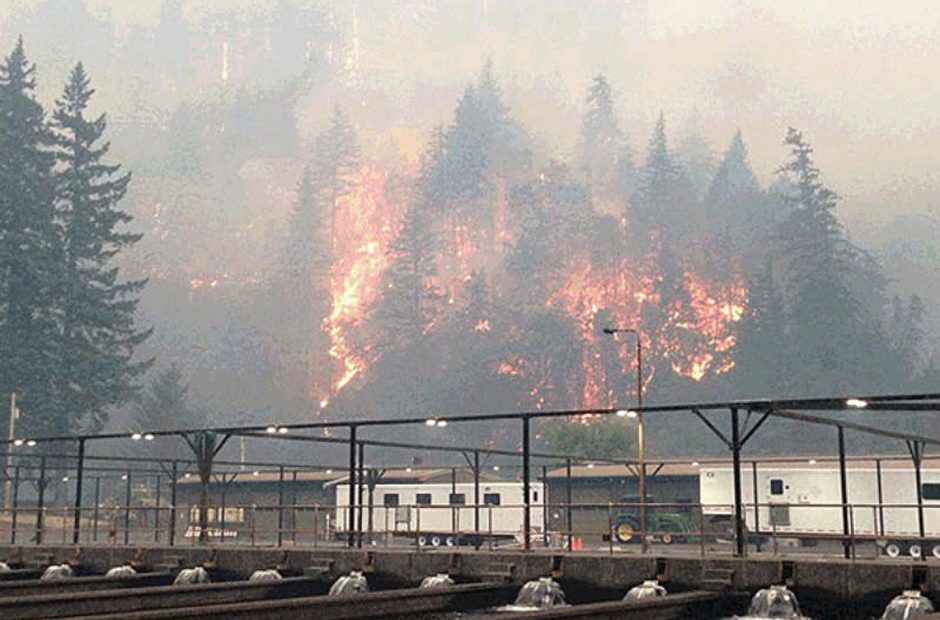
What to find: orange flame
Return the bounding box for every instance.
[322,165,404,399]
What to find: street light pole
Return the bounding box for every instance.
[603,327,645,550]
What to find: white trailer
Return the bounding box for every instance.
[699,462,940,558]
[334,481,545,547]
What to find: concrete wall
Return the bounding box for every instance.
[2,543,932,602]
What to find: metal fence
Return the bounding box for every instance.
[3,500,940,562]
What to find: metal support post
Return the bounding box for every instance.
[730,408,745,556]
[72,438,85,544]
[837,426,850,559]
[347,425,357,548]
[522,414,531,551]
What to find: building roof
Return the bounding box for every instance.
[178,467,505,486]
[545,454,940,479]
[177,469,342,485]
[329,467,504,486]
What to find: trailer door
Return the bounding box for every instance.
[766,476,793,530]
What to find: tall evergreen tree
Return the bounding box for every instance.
[675,112,716,200]
[276,164,331,406]
[628,113,696,245]
[580,75,622,196]
[775,128,889,393]
[731,259,790,397]
[374,202,442,347]
[0,39,60,439]
[705,130,769,256]
[311,105,359,254]
[133,366,199,461]
[52,62,150,433]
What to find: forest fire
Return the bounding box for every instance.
[322,165,403,402]
[548,256,747,411]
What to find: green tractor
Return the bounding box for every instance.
[613,495,695,545]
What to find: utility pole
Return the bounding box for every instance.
[4,393,18,510]
[603,328,645,552]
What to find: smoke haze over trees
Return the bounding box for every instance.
[1,1,939,459]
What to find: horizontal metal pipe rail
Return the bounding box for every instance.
[65,582,517,620]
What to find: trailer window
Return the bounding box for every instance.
[416,493,432,505]
[769,479,784,496]
[449,493,466,505]
[484,493,501,506]
[383,493,400,507]
[922,484,940,500]
[533,491,539,502]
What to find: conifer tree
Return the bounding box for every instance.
[311,105,359,254]
[580,75,622,196]
[52,62,150,433]
[675,112,716,200]
[133,366,200,461]
[731,259,790,397]
[629,113,696,244]
[705,130,768,255]
[374,202,442,346]
[277,164,331,406]
[775,128,888,393]
[0,39,61,439]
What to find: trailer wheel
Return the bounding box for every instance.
[884,542,902,557]
[431,535,442,547]
[615,521,637,544]
[909,544,922,558]
[661,533,674,545]
[445,536,456,547]
[418,535,429,547]
[932,545,940,559]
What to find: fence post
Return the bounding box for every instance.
[123,470,132,545]
[9,465,18,544]
[72,438,85,544]
[35,456,46,545]
[92,477,100,543]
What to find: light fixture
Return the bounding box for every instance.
[252,471,260,476]
[121,474,128,480]
[617,409,638,419]
[436,419,448,428]
[425,418,437,427]
[692,461,700,467]
[13,439,23,447]
[184,472,192,478]
[144,433,155,441]
[808,459,817,465]
[131,432,142,441]
[325,468,333,474]
[278,426,289,434]
[405,466,413,473]
[26,440,36,447]
[62,476,69,482]
[846,398,868,409]
[266,425,278,434]
[586,463,595,469]
[492,465,500,472]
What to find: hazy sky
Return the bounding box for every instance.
[3,0,940,220]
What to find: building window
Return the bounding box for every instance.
[922,484,940,500]
[416,493,432,506]
[533,491,539,502]
[769,479,784,496]
[484,493,501,506]
[449,493,466,505]
[383,493,400,507]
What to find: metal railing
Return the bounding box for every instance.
[2,499,939,561]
